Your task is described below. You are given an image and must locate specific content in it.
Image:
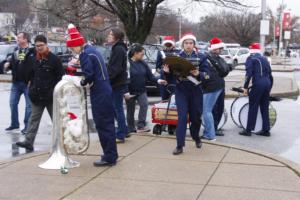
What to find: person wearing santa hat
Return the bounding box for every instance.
[66,24,118,166]
[204,37,232,139]
[156,36,179,100]
[239,43,273,137]
[163,33,210,155]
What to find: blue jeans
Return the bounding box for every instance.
[112,85,128,140]
[9,81,32,129]
[203,89,222,139]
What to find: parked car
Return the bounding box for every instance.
[197,41,209,53]
[219,49,234,65]
[0,44,17,74]
[229,48,250,66]
[225,43,241,49]
[48,43,73,67]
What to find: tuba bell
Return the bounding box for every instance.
[39,75,89,169]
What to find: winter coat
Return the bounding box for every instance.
[28,51,65,105]
[107,41,128,89]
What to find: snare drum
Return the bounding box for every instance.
[230,97,248,127]
[239,103,277,133]
[202,109,228,131]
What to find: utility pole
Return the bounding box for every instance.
[178,8,182,39]
[278,0,284,55]
[260,0,267,53]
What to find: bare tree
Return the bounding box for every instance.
[198,11,260,46]
[89,0,248,43]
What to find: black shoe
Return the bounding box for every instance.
[21,128,28,135]
[239,130,251,136]
[195,141,202,149]
[125,133,132,138]
[93,160,117,167]
[216,130,224,136]
[15,141,34,152]
[5,126,19,132]
[172,147,183,155]
[255,131,271,137]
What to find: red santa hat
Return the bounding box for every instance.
[162,36,175,46]
[66,24,86,47]
[249,43,261,54]
[179,33,197,46]
[209,37,225,51]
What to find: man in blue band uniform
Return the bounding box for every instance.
[156,36,179,100]
[240,43,273,137]
[66,24,118,166]
[163,33,210,155]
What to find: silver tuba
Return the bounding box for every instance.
[39,75,89,169]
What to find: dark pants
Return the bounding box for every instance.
[112,85,128,140]
[213,89,225,130]
[91,86,118,163]
[9,81,32,129]
[26,102,53,145]
[175,84,202,148]
[126,92,148,131]
[247,79,271,132]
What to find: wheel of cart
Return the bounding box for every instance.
[151,84,179,135]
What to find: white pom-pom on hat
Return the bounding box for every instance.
[68,23,76,29]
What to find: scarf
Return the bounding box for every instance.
[36,47,50,61]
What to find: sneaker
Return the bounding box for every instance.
[137,127,151,133]
[116,138,125,144]
[200,136,216,141]
[5,126,19,132]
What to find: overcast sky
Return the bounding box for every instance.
[162,0,300,23]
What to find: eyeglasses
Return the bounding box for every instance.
[35,44,46,48]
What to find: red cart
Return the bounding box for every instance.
[151,94,181,135]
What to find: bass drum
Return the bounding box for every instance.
[230,97,248,127]
[239,103,277,133]
[202,109,228,131]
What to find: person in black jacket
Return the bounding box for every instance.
[202,38,230,141]
[4,32,34,134]
[16,35,65,152]
[107,28,129,143]
[126,44,166,133]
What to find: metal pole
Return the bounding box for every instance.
[260,0,267,53]
[178,8,182,39]
[278,0,284,56]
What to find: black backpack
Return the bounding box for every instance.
[207,54,232,78]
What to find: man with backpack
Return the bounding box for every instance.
[201,37,232,141]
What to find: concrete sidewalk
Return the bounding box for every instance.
[1,134,299,200]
